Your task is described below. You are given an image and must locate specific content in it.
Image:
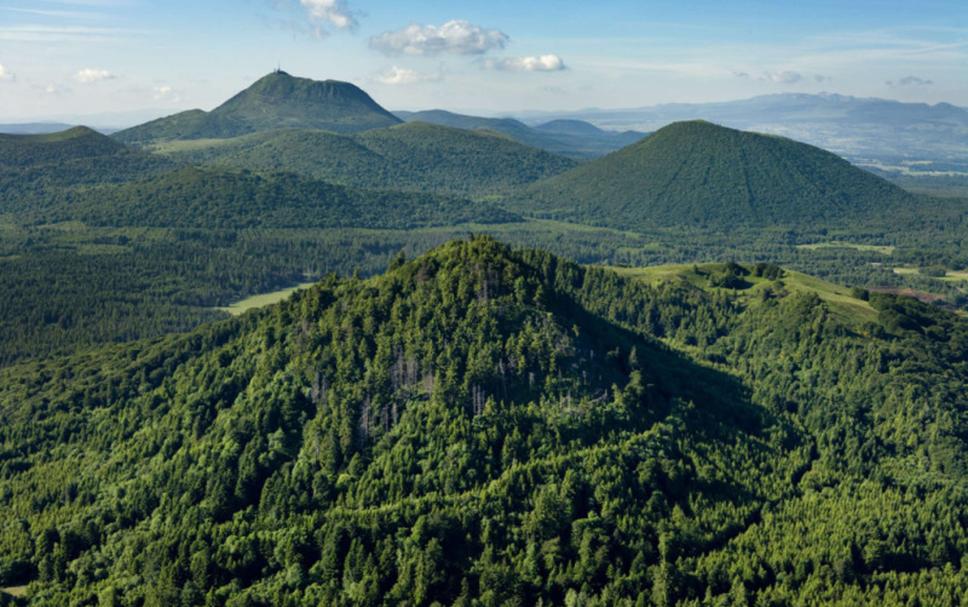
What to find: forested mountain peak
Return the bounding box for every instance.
[113,71,401,144]
[1,236,966,605]
[521,119,918,229]
[215,71,400,128]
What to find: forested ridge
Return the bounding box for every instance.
[152,122,577,198]
[0,238,964,606]
[6,166,518,230]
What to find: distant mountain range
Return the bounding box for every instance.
[1,73,947,233]
[516,93,968,163]
[6,84,965,169]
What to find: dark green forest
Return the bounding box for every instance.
[522,121,923,229]
[8,166,517,230]
[0,238,965,606]
[151,122,577,198]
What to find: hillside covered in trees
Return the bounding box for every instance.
[522,120,920,229]
[114,71,402,144]
[0,238,964,606]
[8,166,518,230]
[152,122,577,198]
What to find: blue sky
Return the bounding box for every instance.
[0,0,965,123]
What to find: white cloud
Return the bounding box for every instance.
[887,75,933,86]
[153,84,181,102]
[761,70,803,84]
[375,66,440,85]
[486,54,567,72]
[0,63,13,81]
[74,68,115,83]
[299,0,357,32]
[370,20,509,56]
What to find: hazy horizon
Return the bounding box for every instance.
[3,83,966,131]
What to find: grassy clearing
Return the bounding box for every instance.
[37,221,89,232]
[150,137,241,154]
[940,270,968,282]
[2,586,27,598]
[76,243,131,255]
[607,264,702,286]
[893,267,968,283]
[781,270,878,323]
[605,263,878,324]
[893,267,919,276]
[217,282,317,316]
[797,241,895,255]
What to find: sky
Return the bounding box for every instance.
[0,0,965,124]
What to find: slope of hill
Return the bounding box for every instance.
[0,237,964,605]
[114,71,401,144]
[522,120,919,228]
[397,109,646,158]
[0,127,175,202]
[17,166,520,229]
[0,127,126,168]
[152,122,578,197]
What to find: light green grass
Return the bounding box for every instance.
[150,137,242,154]
[893,267,920,276]
[37,221,88,232]
[781,270,878,323]
[217,282,316,316]
[940,270,968,282]
[605,263,878,324]
[607,263,701,286]
[76,243,131,255]
[797,241,895,255]
[892,267,968,283]
[2,586,27,598]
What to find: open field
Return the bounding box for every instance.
[894,267,968,282]
[797,241,895,255]
[607,262,878,323]
[2,586,27,598]
[940,270,968,282]
[150,137,243,154]
[217,282,317,315]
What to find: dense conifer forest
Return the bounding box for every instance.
[0,238,964,605]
